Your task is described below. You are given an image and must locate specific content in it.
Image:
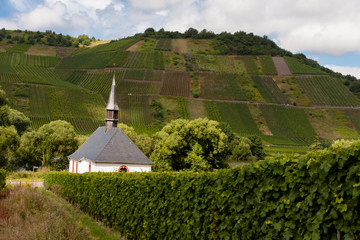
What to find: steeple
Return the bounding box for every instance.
[105,74,119,132]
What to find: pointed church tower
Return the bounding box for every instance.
[105,74,119,132]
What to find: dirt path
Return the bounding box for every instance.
[172,39,188,53]
[8,181,44,188]
[127,40,144,51]
[272,56,292,75]
[190,97,360,110]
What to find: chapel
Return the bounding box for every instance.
[68,75,153,173]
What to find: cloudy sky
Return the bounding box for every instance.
[1,0,360,78]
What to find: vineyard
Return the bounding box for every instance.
[160,71,190,97]
[241,55,261,74]
[57,52,116,69]
[258,55,277,75]
[0,52,60,67]
[199,73,237,100]
[204,101,222,122]
[251,76,291,104]
[217,102,260,135]
[176,97,190,119]
[155,39,172,51]
[1,35,360,144]
[296,76,360,106]
[346,109,360,133]
[260,105,317,145]
[284,57,326,75]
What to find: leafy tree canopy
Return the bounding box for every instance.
[150,118,229,171]
[18,120,78,169]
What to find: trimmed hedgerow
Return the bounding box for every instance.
[44,140,360,239]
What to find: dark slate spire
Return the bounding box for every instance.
[105,74,119,132]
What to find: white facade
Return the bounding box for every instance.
[69,158,152,173]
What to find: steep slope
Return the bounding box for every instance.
[0,31,359,146]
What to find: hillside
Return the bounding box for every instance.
[0,29,360,148]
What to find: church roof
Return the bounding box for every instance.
[68,127,153,165]
[106,75,119,110]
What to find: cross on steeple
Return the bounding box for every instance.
[105,74,119,132]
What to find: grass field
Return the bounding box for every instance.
[187,99,207,119]
[273,76,311,106]
[306,109,359,140]
[296,76,360,106]
[346,109,360,134]
[164,52,186,71]
[25,44,57,56]
[187,39,219,54]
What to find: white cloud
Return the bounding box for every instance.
[325,65,360,79]
[2,0,360,58]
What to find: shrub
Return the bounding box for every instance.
[0,169,6,189]
[44,140,360,239]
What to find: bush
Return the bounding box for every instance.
[44,140,360,239]
[0,169,6,189]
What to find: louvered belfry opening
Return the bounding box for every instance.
[105,74,120,132]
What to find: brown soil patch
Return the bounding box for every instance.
[87,40,111,48]
[127,40,144,51]
[272,57,292,75]
[172,39,188,53]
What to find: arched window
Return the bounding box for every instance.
[118,165,129,173]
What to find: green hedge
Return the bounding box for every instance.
[0,169,6,189]
[44,140,360,239]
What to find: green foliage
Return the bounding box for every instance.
[258,55,277,75]
[260,105,317,145]
[242,55,261,74]
[252,76,291,104]
[296,76,360,106]
[248,135,265,159]
[0,126,19,168]
[7,108,31,135]
[284,57,326,74]
[154,39,172,51]
[44,139,360,239]
[57,52,116,69]
[118,123,152,156]
[0,169,5,189]
[150,118,229,171]
[18,120,78,169]
[176,97,189,119]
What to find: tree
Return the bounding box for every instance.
[143,28,156,37]
[184,27,198,38]
[18,120,78,169]
[0,126,19,169]
[248,135,265,159]
[7,108,31,135]
[150,118,229,171]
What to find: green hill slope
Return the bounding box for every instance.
[1,30,359,145]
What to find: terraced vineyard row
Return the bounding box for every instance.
[57,52,116,69]
[177,97,190,119]
[258,55,277,75]
[296,76,360,106]
[129,95,151,126]
[252,76,291,104]
[217,102,260,135]
[199,73,247,100]
[284,57,325,75]
[241,55,260,74]
[260,105,316,145]
[346,109,360,134]
[155,39,172,51]
[161,71,190,97]
[30,116,102,134]
[109,51,164,70]
[0,52,60,67]
[204,101,222,122]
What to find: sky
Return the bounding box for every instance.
[1,0,360,78]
